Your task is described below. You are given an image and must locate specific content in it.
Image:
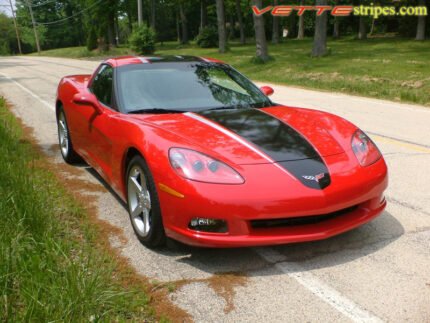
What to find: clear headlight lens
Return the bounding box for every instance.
[169,148,244,184]
[351,130,381,166]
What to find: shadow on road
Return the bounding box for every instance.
[163,211,403,275]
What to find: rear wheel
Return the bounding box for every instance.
[126,155,166,248]
[57,107,82,164]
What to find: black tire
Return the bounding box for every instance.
[126,155,166,248]
[56,106,82,164]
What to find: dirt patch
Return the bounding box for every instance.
[173,272,249,314]
[3,101,192,323]
[49,143,59,153]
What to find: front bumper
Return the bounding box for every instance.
[158,155,388,248]
[165,196,386,247]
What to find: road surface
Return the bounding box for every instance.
[1,56,429,322]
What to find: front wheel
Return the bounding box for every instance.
[57,107,82,164]
[126,155,166,248]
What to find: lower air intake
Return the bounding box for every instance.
[250,205,359,229]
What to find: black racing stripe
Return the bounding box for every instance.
[198,108,331,190]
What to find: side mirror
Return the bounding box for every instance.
[72,92,103,114]
[260,86,274,97]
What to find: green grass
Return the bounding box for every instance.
[31,37,430,106]
[0,97,155,321]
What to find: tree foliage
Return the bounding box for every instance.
[128,24,156,54]
[196,26,218,48]
[0,13,16,55]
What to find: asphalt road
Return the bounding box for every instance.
[1,56,429,322]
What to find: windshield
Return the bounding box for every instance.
[116,62,272,113]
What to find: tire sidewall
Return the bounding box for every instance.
[57,108,70,160]
[126,155,165,247]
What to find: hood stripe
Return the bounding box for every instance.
[185,112,295,179]
[185,112,273,163]
[187,109,331,189]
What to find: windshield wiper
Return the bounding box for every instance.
[203,106,243,112]
[128,108,186,114]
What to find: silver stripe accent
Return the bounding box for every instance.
[184,112,295,178]
[185,112,272,162]
[138,57,149,64]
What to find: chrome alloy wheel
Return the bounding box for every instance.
[58,112,69,157]
[127,166,152,237]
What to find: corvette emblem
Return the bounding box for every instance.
[302,173,326,183]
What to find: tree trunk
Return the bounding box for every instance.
[216,0,227,53]
[252,0,269,61]
[176,11,181,42]
[200,0,208,31]
[416,0,426,40]
[297,0,305,39]
[272,0,279,44]
[126,7,133,33]
[108,24,115,47]
[179,3,188,44]
[114,15,120,45]
[235,0,245,44]
[229,14,235,40]
[333,17,339,38]
[289,10,296,39]
[150,0,156,30]
[369,18,375,36]
[311,0,328,57]
[358,16,367,40]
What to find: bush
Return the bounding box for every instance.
[86,27,97,51]
[128,25,156,55]
[196,26,218,48]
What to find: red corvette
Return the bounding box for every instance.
[56,56,388,248]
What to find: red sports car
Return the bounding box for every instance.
[56,56,388,248]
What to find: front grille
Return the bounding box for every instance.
[250,205,359,229]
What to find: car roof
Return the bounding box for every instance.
[104,55,224,67]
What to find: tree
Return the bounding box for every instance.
[129,24,156,54]
[311,0,328,57]
[0,13,16,55]
[150,0,156,30]
[416,0,426,40]
[215,0,227,53]
[252,0,269,61]
[235,0,245,44]
[272,0,279,44]
[178,1,188,44]
[333,17,339,38]
[332,0,339,39]
[358,16,367,40]
[297,0,305,39]
[200,0,207,31]
[87,26,97,51]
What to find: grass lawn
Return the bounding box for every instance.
[0,97,158,321]
[31,38,430,106]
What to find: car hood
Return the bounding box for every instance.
[129,106,345,166]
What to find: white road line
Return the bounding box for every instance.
[256,248,384,323]
[0,72,54,111]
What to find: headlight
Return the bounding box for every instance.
[351,130,381,166]
[169,148,244,184]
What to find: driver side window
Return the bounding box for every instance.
[91,65,113,107]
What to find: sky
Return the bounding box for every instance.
[0,0,16,17]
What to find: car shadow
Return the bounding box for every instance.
[158,210,404,275]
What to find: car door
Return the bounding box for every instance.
[84,64,118,181]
